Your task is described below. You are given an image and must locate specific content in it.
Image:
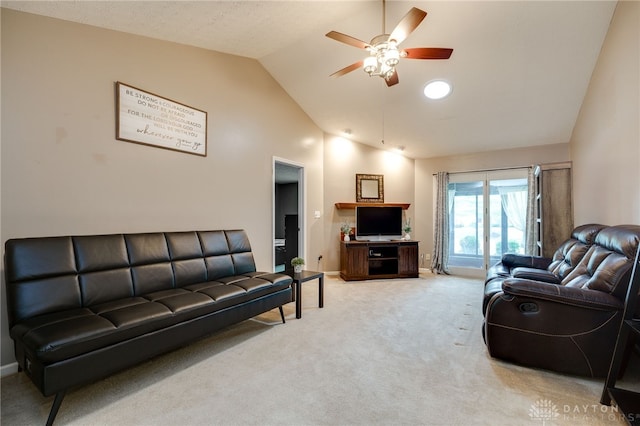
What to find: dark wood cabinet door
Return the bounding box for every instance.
[398,244,418,276]
[341,244,368,279]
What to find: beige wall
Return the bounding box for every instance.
[322,134,415,271]
[414,143,571,262]
[0,10,325,366]
[570,1,640,225]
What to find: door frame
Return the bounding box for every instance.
[448,168,529,278]
[273,157,305,272]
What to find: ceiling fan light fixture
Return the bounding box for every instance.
[381,63,395,79]
[383,46,400,67]
[364,56,378,75]
[424,80,452,100]
[326,3,452,89]
[363,42,400,79]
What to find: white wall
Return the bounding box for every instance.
[0,10,325,367]
[570,1,640,225]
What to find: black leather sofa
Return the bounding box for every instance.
[4,229,293,425]
[483,224,640,377]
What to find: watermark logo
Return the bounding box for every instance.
[529,399,560,425]
[528,398,635,423]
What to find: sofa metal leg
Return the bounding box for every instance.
[46,391,66,426]
[278,306,286,324]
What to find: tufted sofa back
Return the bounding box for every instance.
[561,225,640,299]
[547,223,606,279]
[5,230,256,327]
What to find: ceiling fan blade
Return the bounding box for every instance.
[326,31,370,50]
[402,47,453,60]
[330,61,363,78]
[388,7,427,45]
[385,70,399,87]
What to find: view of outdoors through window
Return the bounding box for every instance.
[448,177,528,269]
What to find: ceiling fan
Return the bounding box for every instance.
[326,0,453,87]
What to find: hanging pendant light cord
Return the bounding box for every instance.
[382,0,386,34]
[381,89,385,144]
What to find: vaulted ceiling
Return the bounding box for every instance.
[3,1,617,158]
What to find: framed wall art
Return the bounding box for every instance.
[116,82,207,156]
[356,174,384,203]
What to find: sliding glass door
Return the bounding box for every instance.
[448,169,529,275]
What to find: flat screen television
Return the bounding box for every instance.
[355,206,403,241]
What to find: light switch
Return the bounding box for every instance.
[314,210,321,219]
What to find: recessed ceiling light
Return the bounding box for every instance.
[424,80,452,100]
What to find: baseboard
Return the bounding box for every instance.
[327,270,433,278]
[1,362,19,377]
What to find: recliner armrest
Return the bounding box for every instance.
[502,278,624,311]
[501,254,552,269]
[511,267,561,284]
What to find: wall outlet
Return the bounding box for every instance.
[424,253,431,261]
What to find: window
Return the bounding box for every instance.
[448,170,529,273]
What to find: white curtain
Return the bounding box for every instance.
[498,186,527,231]
[525,166,536,255]
[431,172,450,274]
[495,169,536,255]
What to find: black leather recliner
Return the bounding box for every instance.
[483,224,640,377]
[483,223,606,313]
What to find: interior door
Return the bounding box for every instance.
[273,159,304,273]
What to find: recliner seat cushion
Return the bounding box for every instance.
[511,267,561,283]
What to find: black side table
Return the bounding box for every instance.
[291,270,324,319]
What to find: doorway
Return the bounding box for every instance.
[447,169,529,276]
[273,158,304,273]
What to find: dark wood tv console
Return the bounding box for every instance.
[340,240,419,281]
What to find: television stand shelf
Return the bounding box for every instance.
[340,240,419,281]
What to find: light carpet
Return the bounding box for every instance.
[1,273,638,425]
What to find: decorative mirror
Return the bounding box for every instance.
[356,174,384,203]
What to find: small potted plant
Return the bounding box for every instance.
[341,223,352,241]
[403,218,412,240]
[291,257,305,273]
